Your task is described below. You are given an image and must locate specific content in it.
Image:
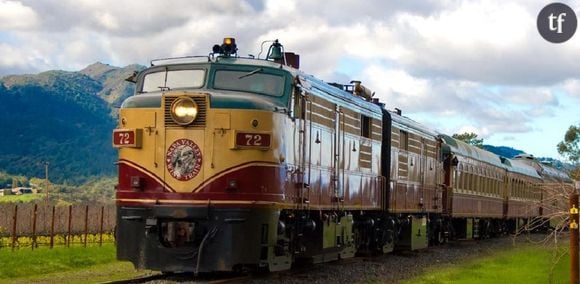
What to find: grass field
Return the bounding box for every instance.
[404,244,569,284]
[0,238,571,283]
[0,194,43,203]
[0,244,149,283]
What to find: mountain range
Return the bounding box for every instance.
[0,63,144,184]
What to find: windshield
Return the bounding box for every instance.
[213,69,285,97]
[141,69,205,93]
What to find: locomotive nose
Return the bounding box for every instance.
[163,93,207,190]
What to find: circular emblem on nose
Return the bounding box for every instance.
[166,139,202,181]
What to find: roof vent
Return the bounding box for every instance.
[515,154,534,160]
[350,80,373,101]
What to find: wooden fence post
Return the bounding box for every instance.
[84,205,89,247]
[571,182,580,284]
[50,205,55,249]
[11,205,17,251]
[67,205,72,247]
[31,204,38,250]
[99,206,104,246]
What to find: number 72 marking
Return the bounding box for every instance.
[235,132,271,148]
[245,134,263,146]
[118,132,130,144]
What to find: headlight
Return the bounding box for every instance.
[171,97,198,125]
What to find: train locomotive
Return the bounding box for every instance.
[113,38,574,273]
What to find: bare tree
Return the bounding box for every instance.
[512,182,576,282]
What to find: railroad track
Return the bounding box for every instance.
[101,272,251,284]
[101,237,518,284]
[100,273,165,284]
[101,256,382,284]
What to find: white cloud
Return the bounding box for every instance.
[361,64,544,135]
[0,43,49,74]
[456,125,491,139]
[0,0,38,29]
[364,65,429,103]
[402,1,530,49]
[5,0,580,87]
[95,12,119,30]
[496,87,558,106]
[562,79,580,99]
[264,0,296,17]
[256,21,364,78]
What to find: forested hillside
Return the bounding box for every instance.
[0,63,143,184]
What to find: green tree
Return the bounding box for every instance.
[0,173,12,188]
[557,124,580,180]
[452,132,484,148]
[557,124,580,163]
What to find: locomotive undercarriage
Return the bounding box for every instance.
[352,212,396,255]
[117,206,372,273]
[118,204,523,274]
[275,210,356,264]
[276,209,399,263]
[259,209,399,267]
[116,206,292,273]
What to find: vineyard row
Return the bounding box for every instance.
[0,203,116,250]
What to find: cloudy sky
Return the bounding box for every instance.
[1,0,579,159]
